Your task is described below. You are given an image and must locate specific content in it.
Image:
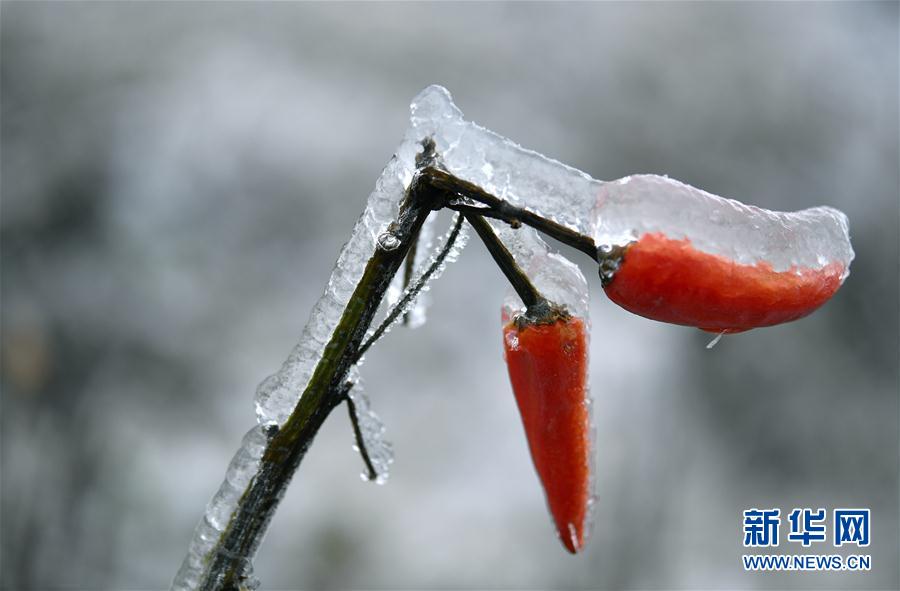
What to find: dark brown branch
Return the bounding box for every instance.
[186,149,601,591]
[343,382,378,482]
[420,166,599,261]
[465,214,546,310]
[400,234,418,325]
[445,201,522,228]
[357,212,464,360]
[199,169,437,591]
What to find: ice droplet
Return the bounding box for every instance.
[368,215,469,344]
[706,332,725,349]
[377,231,401,251]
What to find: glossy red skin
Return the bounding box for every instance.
[604,232,845,333]
[503,317,591,554]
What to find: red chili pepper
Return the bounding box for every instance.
[503,314,591,553]
[603,232,845,333]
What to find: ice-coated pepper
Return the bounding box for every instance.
[503,313,591,553]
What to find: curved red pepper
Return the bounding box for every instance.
[604,232,845,333]
[503,315,591,553]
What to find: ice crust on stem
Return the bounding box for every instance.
[364,214,469,352]
[413,86,853,279]
[386,214,436,328]
[411,86,603,240]
[254,84,601,427]
[172,424,274,591]
[408,86,594,319]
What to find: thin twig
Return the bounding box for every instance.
[183,158,600,591]
[196,168,436,591]
[445,201,521,227]
[356,212,465,360]
[343,382,378,481]
[400,233,419,325]
[465,214,546,310]
[422,166,599,261]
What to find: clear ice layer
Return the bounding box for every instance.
[258,85,855,431]
[498,224,591,322]
[408,86,593,320]
[171,424,274,591]
[385,214,436,329]
[411,87,603,238]
[594,175,854,275]
[255,83,604,427]
[253,149,408,425]
[413,85,853,279]
[367,214,469,347]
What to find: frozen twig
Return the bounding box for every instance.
[343,381,379,482]
[465,214,546,311]
[357,212,465,359]
[422,166,600,261]
[177,162,599,591]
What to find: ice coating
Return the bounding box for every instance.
[412,86,598,551]
[411,86,603,237]
[346,366,393,484]
[256,85,602,425]
[385,214,436,329]
[409,87,592,318]
[254,90,466,426]
[172,424,274,591]
[253,151,408,425]
[499,230,590,322]
[503,316,592,553]
[370,215,469,349]
[594,175,854,274]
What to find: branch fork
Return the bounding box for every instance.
[186,142,599,591]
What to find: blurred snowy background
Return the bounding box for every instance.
[1,2,897,589]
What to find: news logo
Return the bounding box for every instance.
[741,507,871,572]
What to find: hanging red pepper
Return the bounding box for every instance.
[465,213,593,553]
[602,232,846,333]
[503,311,591,554]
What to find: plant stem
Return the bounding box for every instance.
[357,212,464,360]
[344,382,378,482]
[465,214,546,310]
[421,166,599,261]
[400,232,419,325]
[198,172,437,591]
[186,163,598,591]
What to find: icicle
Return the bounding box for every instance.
[706,332,725,349]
